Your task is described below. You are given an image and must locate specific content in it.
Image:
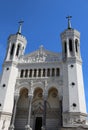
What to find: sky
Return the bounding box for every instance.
[0,0,88,111]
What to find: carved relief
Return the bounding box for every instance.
[63,113,87,126]
[19,46,61,63]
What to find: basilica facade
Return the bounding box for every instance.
[0,19,88,130]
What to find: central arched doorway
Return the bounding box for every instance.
[32,88,44,130]
[14,88,29,130]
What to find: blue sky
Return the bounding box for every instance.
[0,0,88,111]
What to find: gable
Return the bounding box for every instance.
[19,46,62,63]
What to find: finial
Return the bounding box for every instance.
[17,20,24,34]
[66,16,72,29]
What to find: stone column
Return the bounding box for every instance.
[25,94,33,130]
[73,39,76,56]
[9,95,19,130]
[66,38,70,57]
[42,93,48,130]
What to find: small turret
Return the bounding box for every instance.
[61,16,81,61]
[5,21,27,62]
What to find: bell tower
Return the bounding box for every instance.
[0,21,27,130]
[61,17,87,127]
[5,21,27,61]
[61,16,81,60]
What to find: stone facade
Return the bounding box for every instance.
[0,21,88,130]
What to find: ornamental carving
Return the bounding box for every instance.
[19,46,61,63]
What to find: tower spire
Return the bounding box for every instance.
[17,20,24,34]
[66,16,72,29]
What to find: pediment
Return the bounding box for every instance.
[19,46,62,63]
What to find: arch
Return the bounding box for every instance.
[19,87,28,96]
[33,82,44,92]
[10,43,15,56]
[33,87,43,99]
[48,87,58,97]
[16,44,21,56]
[32,87,44,115]
[47,82,59,92]
[75,39,78,53]
[69,39,73,52]
[14,88,29,129]
[15,82,31,94]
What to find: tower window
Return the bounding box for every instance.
[10,44,15,56]
[64,41,67,54]
[69,39,73,52]
[75,39,78,53]
[16,44,20,56]
[56,68,60,76]
[20,69,24,78]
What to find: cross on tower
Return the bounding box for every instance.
[66,16,72,29]
[17,20,24,34]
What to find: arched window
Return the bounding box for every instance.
[75,39,78,53]
[34,69,37,77]
[10,44,15,56]
[16,44,20,56]
[25,69,28,77]
[43,69,45,77]
[20,69,24,78]
[52,68,55,76]
[56,68,60,76]
[69,39,73,52]
[47,68,50,77]
[29,69,32,77]
[38,69,41,77]
[64,41,67,54]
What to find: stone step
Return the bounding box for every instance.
[46,119,59,130]
[15,118,27,129]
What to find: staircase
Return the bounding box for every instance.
[14,108,28,130]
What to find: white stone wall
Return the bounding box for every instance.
[0,63,18,130]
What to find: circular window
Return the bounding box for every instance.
[6,68,9,70]
[3,84,6,87]
[72,82,75,86]
[73,103,76,107]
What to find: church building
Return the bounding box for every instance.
[0,18,88,130]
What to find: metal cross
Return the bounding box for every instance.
[18,20,24,25]
[17,20,24,34]
[66,16,72,29]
